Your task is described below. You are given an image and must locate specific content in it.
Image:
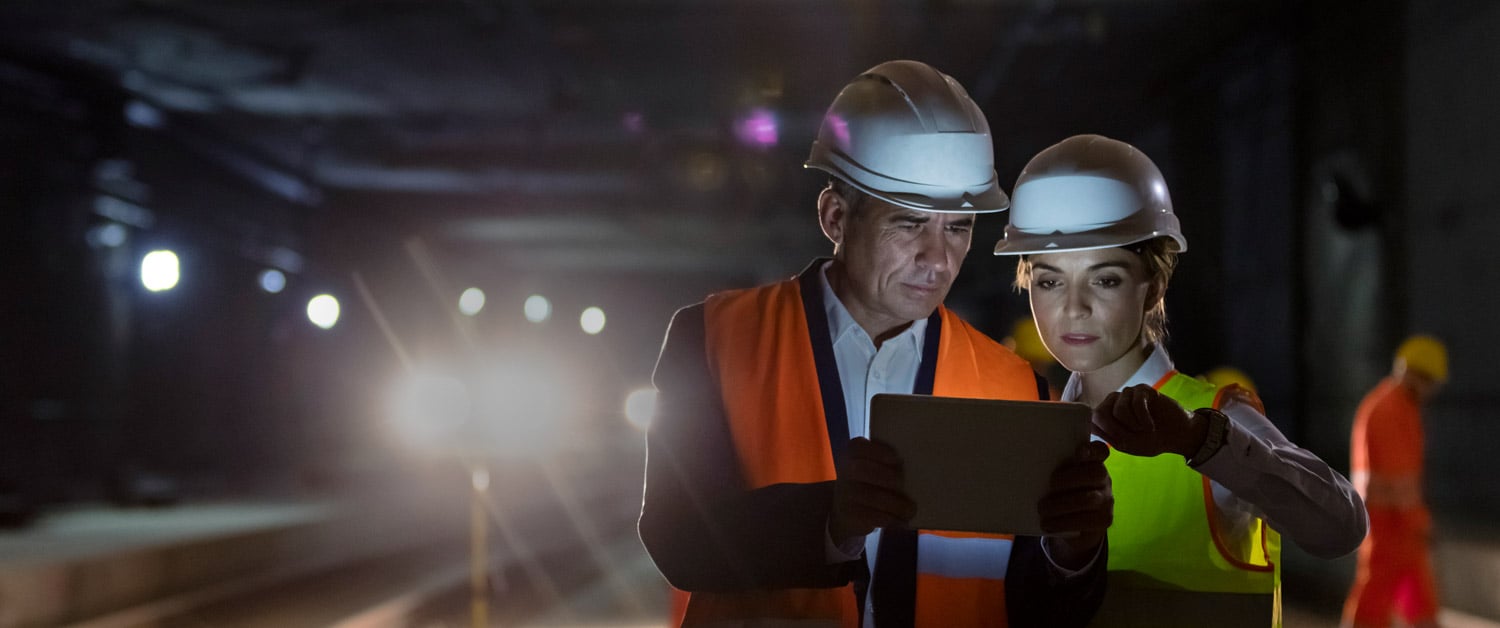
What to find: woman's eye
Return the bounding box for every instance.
[1035,278,1059,290]
[1094,276,1122,288]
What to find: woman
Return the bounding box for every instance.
[993,135,1368,627]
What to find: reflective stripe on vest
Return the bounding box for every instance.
[1093,371,1282,628]
[914,532,1011,626]
[685,269,1038,628]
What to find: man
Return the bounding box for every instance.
[1343,335,1448,628]
[639,60,1111,628]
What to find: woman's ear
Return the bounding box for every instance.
[1145,276,1168,310]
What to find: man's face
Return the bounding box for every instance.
[823,191,974,335]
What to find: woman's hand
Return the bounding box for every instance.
[1091,384,1207,459]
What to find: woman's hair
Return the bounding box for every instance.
[1012,236,1179,345]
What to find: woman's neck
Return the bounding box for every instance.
[1076,343,1153,407]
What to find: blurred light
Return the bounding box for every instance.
[478,358,575,458]
[827,114,851,150]
[624,387,657,431]
[390,371,470,449]
[259,269,286,294]
[580,306,606,335]
[124,100,164,129]
[267,247,306,274]
[471,467,489,491]
[140,250,180,292]
[734,107,779,148]
[524,294,551,323]
[86,222,128,248]
[622,111,645,134]
[307,294,340,329]
[459,287,486,316]
[92,195,155,228]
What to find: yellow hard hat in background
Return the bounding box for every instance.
[1005,317,1054,366]
[1395,334,1448,382]
[1204,366,1257,393]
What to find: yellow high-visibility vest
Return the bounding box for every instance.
[1093,371,1282,628]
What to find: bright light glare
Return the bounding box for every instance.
[306,294,340,329]
[140,249,180,292]
[259,269,286,294]
[478,359,575,458]
[459,287,486,316]
[624,387,657,431]
[390,372,470,449]
[580,306,606,335]
[524,294,551,323]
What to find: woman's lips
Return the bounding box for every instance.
[1061,334,1098,345]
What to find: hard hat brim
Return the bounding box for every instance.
[805,152,1010,214]
[992,225,1187,256]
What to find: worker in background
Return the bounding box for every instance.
[1204,365,1257,393]
[640,61,1112,627]
[993,134,1368,627]
[1342,335,1448,628]
[1201,365,1266,413]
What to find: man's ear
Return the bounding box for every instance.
[817,187,848,248]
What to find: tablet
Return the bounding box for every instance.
[868,393,1091,536]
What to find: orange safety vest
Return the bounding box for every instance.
[680,273,1040,627]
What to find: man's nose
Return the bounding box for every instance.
[915,229,952,273]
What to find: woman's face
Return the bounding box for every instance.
[1027,248,1155,377]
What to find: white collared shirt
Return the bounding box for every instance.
[1060,344,1369,559]
[818,262,925,574]
[818,262,925,622]
[816,263,1093,623]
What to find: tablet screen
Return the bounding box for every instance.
[869,394,1091,536]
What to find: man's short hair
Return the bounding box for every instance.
[828,178,869,219]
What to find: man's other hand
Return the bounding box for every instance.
[1038,440,1113,569]
[830,437,917,544]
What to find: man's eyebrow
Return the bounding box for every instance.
[890,212,931,223]
[949,216,975,227]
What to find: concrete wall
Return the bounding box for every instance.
[1404,0,1500,520]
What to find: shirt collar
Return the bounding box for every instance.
[818,260,927,351]
[1060,342,1176,402]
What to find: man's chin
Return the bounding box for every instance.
[900,300,944,322]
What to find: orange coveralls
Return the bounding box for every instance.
[1343,377,1438,627]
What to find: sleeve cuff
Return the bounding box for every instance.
[825,521,865,563]
[1040,535,1103,579]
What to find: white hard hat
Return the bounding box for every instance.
[993,134,1186,255]
[805,60,1009,213]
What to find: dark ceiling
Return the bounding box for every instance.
[0,0,1291,280]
